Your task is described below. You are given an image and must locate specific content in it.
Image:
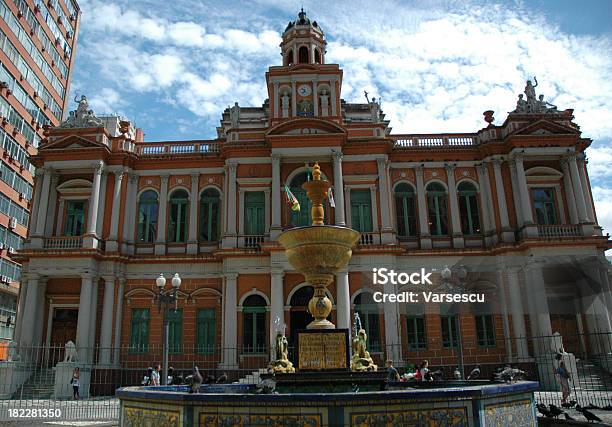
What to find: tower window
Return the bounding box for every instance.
[298,46,309,64]
[286,49,293,66]
[314,49,321,64]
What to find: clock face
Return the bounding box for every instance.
[298,84,311,97]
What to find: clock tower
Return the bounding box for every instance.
[266,9,343,125]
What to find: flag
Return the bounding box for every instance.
[284,185,300,211]
[328,187,336,208]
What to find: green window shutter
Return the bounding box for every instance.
[64,200,85,236]
[245,192,265,235]
[167,309,183,354]
[351,190,373,232]
[130,309,150,353]
[200,191,220,241]
[196,309,216,354]
[406,316,427,350]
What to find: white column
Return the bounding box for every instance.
[13,280,27,344]
[113,278,125,364]
[568,154,588,223]
[76,275,93,363]
[496,269,513,362]
[44,174,58,237]
[377,158,394,243]
[95,172,108,239]
[344,187,352,227]
[560,160,579,224]
[332,152,346,226]
[335,270,350,330]
[330,79,337,116]
[122,173,138,253]
[514,155,534,224]
[30,171,43,235]
[55,199,65,236]
[271,154,282,237]
[508,160,524,227]
[223,163,238,248]
[383,277,402,364]
[478,163,497,239]
[33,279,47,346]
[86,162,104,236]
[291,81,297,117]
[269,270,284,358]
[88,279,99,355]
[34,169,51,236]
[524,259,553,351]
[155,175,169,255]
[445,164,464,248]
[369,186,379,233]
[415,166,431,249]
[222,273,238,368]
[313,81,318,117]
[264,189,271,234]
[506,267,529,359]
[273,83,279,118]
[577,155,595,222]
[492,159,514,242]
[99,276,115,365]
[107,170,125,251]
[19,275,38,347]
[187,173,199,254]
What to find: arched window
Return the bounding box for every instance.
[354,293,381,352]
[298,46,309,64]
[289,171,313,227]
[168,189,189,243]
[532,188,558,225]
[457,182,481,235]
[199,188,220,242]
[286,49,293,66]
[394,183,417,237]
[242,294,267,354]
[351,189,373,232]
[426,183,448,236]
[137,190,158,242]
[314,48,321,64]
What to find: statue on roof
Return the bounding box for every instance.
[511,78,558,114]
[230,102,240,128]
[58,95,104,129]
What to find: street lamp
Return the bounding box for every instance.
[155,273,181,385]
[440,265,466,379]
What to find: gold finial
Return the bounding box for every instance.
[312,162,321,180]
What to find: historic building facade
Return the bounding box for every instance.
[13,10,612,373]
[0,0,80,340]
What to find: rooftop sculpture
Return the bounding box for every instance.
[59,95,104,128]
[512,77,558,114]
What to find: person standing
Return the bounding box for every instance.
[555,360,571,404]
[385,360,400,382]
[71,367,80,400]
[167,367,174,385]
[150,364,161,386]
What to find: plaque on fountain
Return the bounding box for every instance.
[297,329,350,370]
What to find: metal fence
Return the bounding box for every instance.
[0,333,611,421]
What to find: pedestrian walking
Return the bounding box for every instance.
[70,367,80,399]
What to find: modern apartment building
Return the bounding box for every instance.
[0,0,80,340]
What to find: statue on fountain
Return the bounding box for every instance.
[350,313,377,372]
[269,316,295,373]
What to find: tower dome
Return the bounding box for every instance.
[281,9,326,66]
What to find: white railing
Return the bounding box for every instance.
[136,142,220,155]
[241,235,266,249]
[393,134,477,148]
[43,236,83,249]
[358,232,381,245]
[537,224,582,239]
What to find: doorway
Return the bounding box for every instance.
[50,308,78,346]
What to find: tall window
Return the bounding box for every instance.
[351,189,373,232]
[63,200,85,236]
[427,183,448,236]
[199,189,220,242]
[130,309,150,353]
[242,295,267,354]
[168,190,188,242]
[244,192,265,235]
[475,315,496,347]
[137,190,158,242]
[441,315,459,348]
[406,316,427,351]
[354,293,381,352]
[532,188,558,225]
[458,182,481,235]
[196,308,216,354]
[298,46,309,63]
[395,183,417,237]
[289,172,313,227]
[167,309,183,354]
[314,49,321,63]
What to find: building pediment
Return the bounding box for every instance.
[39,134,109,152]
[511,119,580,137]
[266,118,346,137]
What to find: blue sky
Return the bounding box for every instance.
[69,0,612,236]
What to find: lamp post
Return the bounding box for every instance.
[155,273,182,386]
[441,265,467,379]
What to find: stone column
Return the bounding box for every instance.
[34,169,51,236]
[88,279,99,356]
[95,172,108,239]
[369,186,379,233]
[335,270,350,330]
[508,160,524,227]
[44,174,59,237]
[223,163,238,248]
[19,274,38,347]
[377,158,394,243]
[445,164,464,248]
[383,277,402,364]
[99,277,115,365]
[577,154,596,222]
[344,188,352,227]
[496,269,513,362]
[313,81,318,117]
[269,270,284,359]
[524,259,553,349]
[155,175,169,255]
[332,152,346,226]
[330,79,337,116]
[513,155,537,237]
[560,159,579,224]
[187,173,200,254]
[122,173,138,254]
[506,267,529,359]
[33,279,47,346]
[13,280,27,344]
[84,162,104,249]
[107,170,125,252]
[291,81,297,117]
[30,170,43,236]
[415,166,432,249]
[222,273,238,368]
[76,275,94,363]
[264,189,271,234]
[113,278,125,364]
[273,83,279,118]
[55,199,65,236]
[492,159,514,242]
[271,154,282,238]
[568,154,588,223]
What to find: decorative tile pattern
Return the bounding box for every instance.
[351,407,467,426]
[199,413,322,426]
[484,400,535,427]
[123,406,179,427]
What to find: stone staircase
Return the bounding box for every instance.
[575,359,612,392]
[238,368,267,384]
[13,368,54,399]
